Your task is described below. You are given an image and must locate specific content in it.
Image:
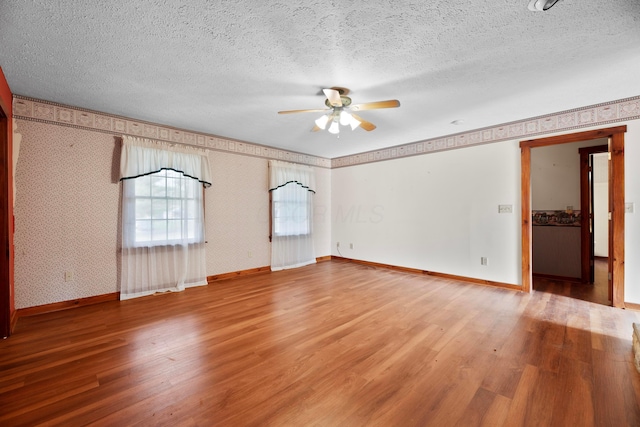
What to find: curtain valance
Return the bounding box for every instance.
[120,136,212,187]
[268,160,315,193]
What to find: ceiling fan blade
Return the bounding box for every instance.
[312,125,322,132]
[351,113,376,131]
[278,108,330,114]
[323,88,342,107]
[350,100,400,111]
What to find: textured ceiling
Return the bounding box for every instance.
[1,1,639,159]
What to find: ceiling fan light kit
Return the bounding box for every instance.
[278,87,400,136]
[328,121,340,135]
[314,114,330,129]
[528,0,562,11]
[340,111,361,130]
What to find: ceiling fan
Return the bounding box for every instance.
[278,87,400,135]
[528,0,562,11]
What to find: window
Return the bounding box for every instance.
[119,136,211,299]
[272,183,311,237]
[123,169,203,247]
[268,160,315,270]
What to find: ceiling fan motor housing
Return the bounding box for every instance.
[325,96,352,108]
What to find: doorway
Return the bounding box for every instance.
[520,126,626,308]
[579,145,608,286]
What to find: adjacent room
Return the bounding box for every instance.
[1,1,640,425]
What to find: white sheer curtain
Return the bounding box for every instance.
[120,136,211,300]
[269,160,316,271]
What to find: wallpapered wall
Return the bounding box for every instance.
[205,150,331,275]
[13,119,331,309]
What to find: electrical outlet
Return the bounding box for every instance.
[498,205,513,214]
[349,243,353,249]
[65,271,73,282]
[480,257,488,266]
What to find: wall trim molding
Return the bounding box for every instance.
[331,95,640,168]
[331,256,522,291]
[16,292,120,318]
[11,261,635,320]
[10,309,18,332]
[207,256,331,282]
[207,266,271,283]
[625,302,639,311]
[11,95,331,169]
[14,259,334,319]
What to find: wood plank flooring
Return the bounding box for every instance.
[534,258,611,306]
[1,260,640,426]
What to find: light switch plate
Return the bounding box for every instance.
[626,202,635,213]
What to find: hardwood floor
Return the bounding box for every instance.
[534,258,611,306]
[1,260,639,426]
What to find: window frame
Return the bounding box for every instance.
[123,169,205,248]
[269,183,312,239]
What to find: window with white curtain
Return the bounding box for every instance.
[119,136,211,300]
[272,182,311,237]
[269,160,316,271]
[123,169,203,248]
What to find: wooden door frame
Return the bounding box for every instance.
[520,126,626,308]
[578,145,608,284]
[0,102,9,337]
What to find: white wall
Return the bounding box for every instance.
[13,119,331,309]
[332,141,522,285]
[332,120,640,303]
[531,139,606,211]
[625,120,640,304]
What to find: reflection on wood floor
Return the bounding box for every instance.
[534,258,610,306]
[1,259,639,425]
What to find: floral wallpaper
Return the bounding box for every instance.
[13,118,330,309]
[14,120,121,308]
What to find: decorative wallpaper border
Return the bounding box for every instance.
[532,210,581,227]
[11,95,332,169]
[331,95,640,168]
[13,94,640,170]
